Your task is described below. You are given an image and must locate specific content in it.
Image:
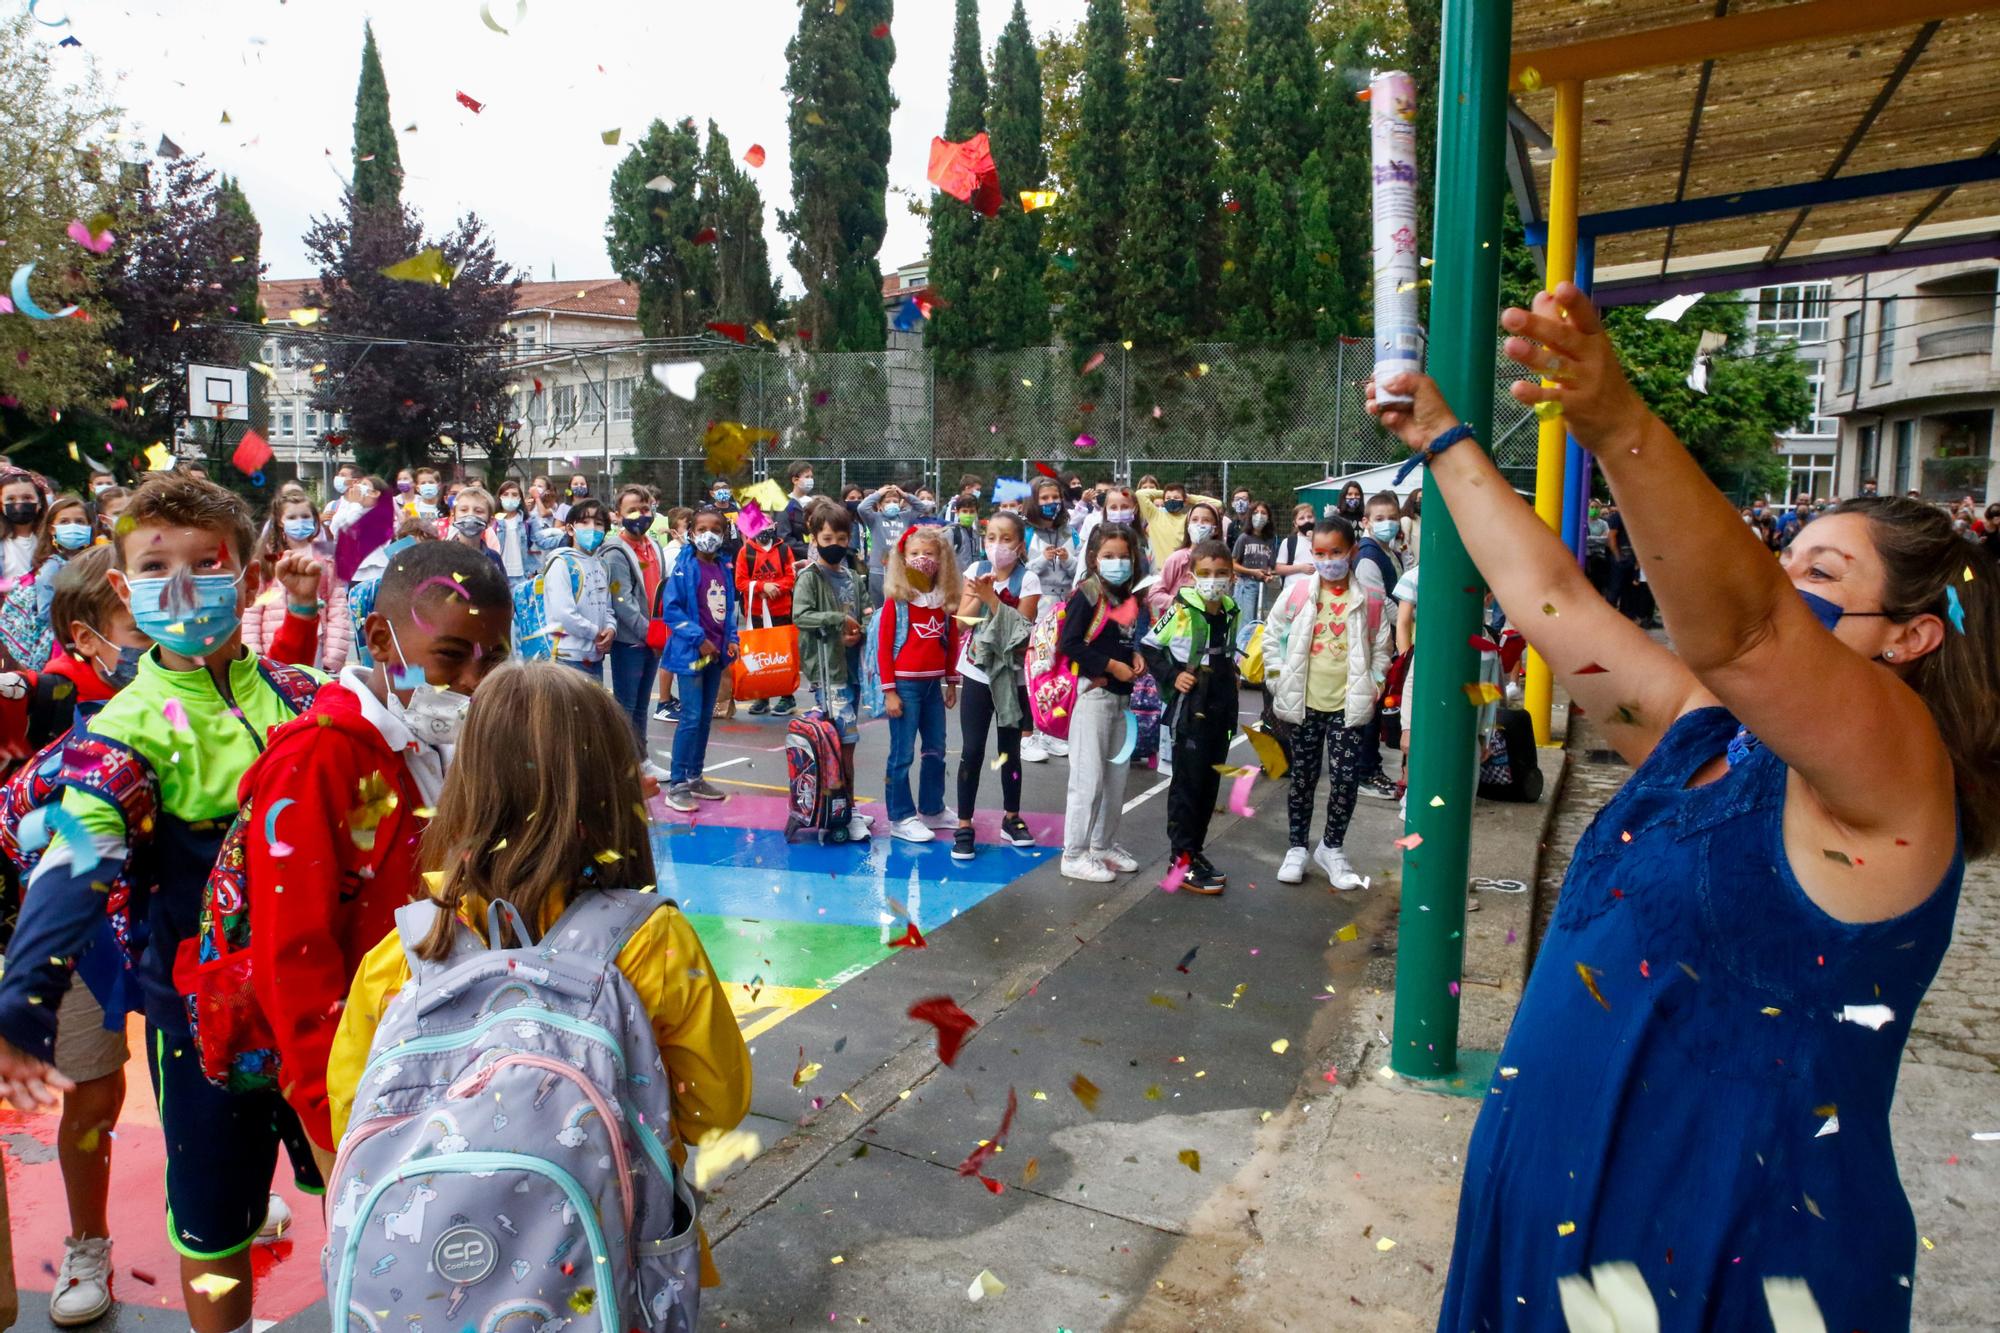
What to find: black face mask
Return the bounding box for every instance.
[817,543,849,566]
[622,515,652,536]
[1297,519,1313,534]
[1065,485,1083,502]
[4,502,41,526]
[843,499,862,517]
[1340,497,1363,516]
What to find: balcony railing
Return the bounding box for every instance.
[1913,323,1995,361]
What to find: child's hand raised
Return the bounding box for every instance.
[274,550,323,605]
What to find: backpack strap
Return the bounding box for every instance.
[255,660,323,716]
[394,899,483,984]
[537,888,667,975]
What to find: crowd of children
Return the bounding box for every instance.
[0,458,1434,1333]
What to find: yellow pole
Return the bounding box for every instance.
[1524,79,1582,746]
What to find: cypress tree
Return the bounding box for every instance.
[1308,20,1382,338]
[924,0,987,368]
[781,0,895,353]
[1057,0,1127,350]
[351,22,402,213]
[699,122,780,327]
[1404,0,1441,255]
[975,0,1050,352]
[1121,0,1219,349]
[605,119,707,338]
[215,175,265,323]
[1223,0,1320,343]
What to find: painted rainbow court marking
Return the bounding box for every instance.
[650,794,1058,1038]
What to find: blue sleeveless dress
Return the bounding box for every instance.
[1439,707,1962,1331]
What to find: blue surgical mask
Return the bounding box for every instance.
[574,527,605,553]
[282,518,318,543]
[533,527,566,551]
[53,522,92,551]
[418,482,439,500]
[124,569,244,658]
[882,502,903,519]
[82,625,141,689]
[1370,520,1399,544]
[1097,557,1133,586]
[1797,586,1891,632]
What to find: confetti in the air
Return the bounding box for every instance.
[908,995,977,1066]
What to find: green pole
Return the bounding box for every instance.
[1388,0,1513,1080]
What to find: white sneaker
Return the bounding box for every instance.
[641,759,670,782]
[1098,844,1139,873]
[889,816,936,844]
[259,1193,292,1241]
[49,1236,111,1326]
[1043,736,1069,758]
[847,812,875,841]
[1019,734,1049,763]
[1061,853,1115,883]
[1277,846,1311,884]
[1313,844,1367,891]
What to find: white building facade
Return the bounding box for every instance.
[1745,280,1839,502]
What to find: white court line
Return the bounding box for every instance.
[654,753,752,773]
[1121,732,1248,813]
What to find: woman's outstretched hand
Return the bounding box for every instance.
[1365,372,1462,454]
[1501,283,1648,451]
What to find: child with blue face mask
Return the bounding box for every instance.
[542,498,615,679]
[1054,524,1146,882]
[243,494,349,672]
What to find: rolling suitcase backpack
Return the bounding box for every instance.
[785,637,853,843]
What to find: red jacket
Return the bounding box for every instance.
[735,537,796,619]
[243,680,425,1150]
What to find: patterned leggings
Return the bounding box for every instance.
[1287,707,1362,850]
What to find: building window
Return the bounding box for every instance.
[1893,419,1915,494]
[1857,425,1879,489]
[1787,453,1836,504]
[1753,282,1830,348]
[1839,311,1861,391]
[578,382,605,425]
[610,376,635,423]
[1873,297,1898,382]
[279,411,295,437]
[525,388,546,426]
[551,384,577,429]
[1790,366,1834,438]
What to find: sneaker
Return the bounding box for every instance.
[1060,853,1116,883]
[1000,814,1036,848]
[1277,846,1311,884]
[921,810,955,830]
[890,816,936,844]
[1019,735,1049,764]
[847,812,874,841]
[49,1236,111,1326]
[652,701,677,723]
[642,759,670,782]
[1182,854,1226,895]
[1313,844,1367,891]
[690,778,728,802]
[1358,773,1400,802]
[1099,844,1139,873]
[747,698,770,715]
[258,1193,292,1241]
[1043,736,1069,758]
[772,695,796,716]
[951,826,977,861]
[663,783,697,813]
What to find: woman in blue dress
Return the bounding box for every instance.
[1367,283,2000,1332]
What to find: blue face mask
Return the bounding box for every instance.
[1040,502,1063,519]
[533,527,566,551]
[282,518,318,543]
[1798,585,1891,633]
[881,503,902,519]
[82,625,141,689]
[53,522,93,551]
[125,570,244,658]
[1097,557,1133,587]
[574,527,605,553]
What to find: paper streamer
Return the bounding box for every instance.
[28,0,69,26]
[1226,766,1260,818]
[263,797,294,846]
[479,0,526,34]
[1157,856,1188,894]
[1369,70,1423,406]
[734,499,770,540]
[651,360,704,401]
[18,805,101,879]
[1110,710,1138,764]
[9,263,79,320]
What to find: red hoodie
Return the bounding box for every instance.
[243,680,425,1150]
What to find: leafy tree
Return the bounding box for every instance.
[351,21,402,213]
[924,0,988,369]
[1310,20,1381,337]
[0,12,120,462]
[1121,0,1221,349]
[1402,0,1440,254]
[975,0,1050,353]
[781,0,895,353]
[606,118,707,338]
[1223,0,1321,344]
[1054,0,1127,350]
[698,121,781,327]
[1603,296,1810,500]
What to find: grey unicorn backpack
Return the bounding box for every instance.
[323,891,701,1333]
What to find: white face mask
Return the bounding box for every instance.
[1316,557,1351,583]
[797,476,815,494]
[1186,521,1214,544]
[1106,507,1136,525]
[387,623,470,747]
[692,530,723,554]
[1194,576,1229,601]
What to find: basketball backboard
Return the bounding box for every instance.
[185,363,251,422]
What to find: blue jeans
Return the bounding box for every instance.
[560,657,603,681]
[608,641,660,757]
[884,678,947,822]
[671,659,724,784]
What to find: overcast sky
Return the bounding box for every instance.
[46,0,1092,291]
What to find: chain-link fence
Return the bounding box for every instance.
[190,325,1543,510]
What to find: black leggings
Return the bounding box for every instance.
[957,676,1027,819]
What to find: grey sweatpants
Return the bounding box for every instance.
[1063,685,1131,857]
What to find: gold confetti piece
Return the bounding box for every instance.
[991,753,1009,770]
[1541,602,1559,617]
[1462,681,1502,706]
[1921,1235,1934,1251]
[1226,982,1248,1008]
[1761,1006,1782,1016]
[1178,1149,1201,1172]
[1375,1236,1397,1251]
[690,1127,763,1189]
[1557,1221,1577,1237]
[1031,1090,1047,1101]
[1068,1073,1100,1112]
[567,1288,597,1314]
[188,1274,240,1300]
[379,247,456,285]
[1270,1038,1290,1054]
[1429,795,1445,808]
[966,1269,1005,1302]
[1148,994,1178,1009]
[830,1255,844,1264]
[1576,962,1611,1011]
[1334,923,1359,943]
[594,848,623,864]
[1144,1084,1162,1100]
[1021,1156,1039,1185]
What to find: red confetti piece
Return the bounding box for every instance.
[230,428,273,475]
[130,1268,157,1285]
[705,321,747,343]
[886,922,927,949]
[1394,832,1422,850]
[1080,350,1106,376]
[456,91,485,113]
[871,20,890,37]
[978,1174,1004,1194]
[908,995,977,1066]
[1574,662,1609,675]
[1467,635,1500,652]
[1033,461,1061,481]
[956,1086,1018,1178]
[692,227,718,246]
[743,144,766,168]
[1223,199,1242,213]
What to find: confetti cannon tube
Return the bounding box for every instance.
[1370,70,1423,406]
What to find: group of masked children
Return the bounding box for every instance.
[0,472,751,1333]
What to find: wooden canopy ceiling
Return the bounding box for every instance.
[1508,0,2000,294]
